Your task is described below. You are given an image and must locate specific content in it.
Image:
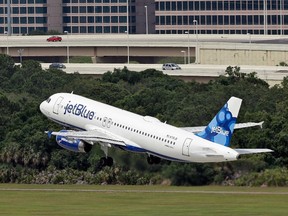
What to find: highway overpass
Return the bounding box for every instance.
[1,34,288,66]
[41,63,288,86]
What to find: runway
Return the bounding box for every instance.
[1,187,288,195]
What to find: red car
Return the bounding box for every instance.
[47,36,62,42]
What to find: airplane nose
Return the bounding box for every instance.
[40,101,49,116]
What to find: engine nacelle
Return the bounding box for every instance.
[56,132,92,153]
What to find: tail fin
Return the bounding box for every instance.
[196,97,242,147]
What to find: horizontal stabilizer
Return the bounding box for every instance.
[234,121,264,129]
[234,148,273,155]
[181,121,264,133]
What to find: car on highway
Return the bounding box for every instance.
[162,63,181,70]
[49,63,66,69]
[47,36,62,42]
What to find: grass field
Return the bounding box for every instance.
[0,184,287,216]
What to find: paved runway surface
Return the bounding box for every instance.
[1,187,288,195]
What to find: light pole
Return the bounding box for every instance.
[125,30,129,64]
[185,31,190,64]
[263,0,267,35]
[193,20,198,64]
[145,5,148,34]
[64,31,69,63]
[247,33,251,65]
[127,0,129,36]
[280,0,283,35]
[4,31,9,55]
[181,50,186,64]
[17,49,24,64]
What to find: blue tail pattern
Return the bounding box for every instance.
[196,97,241,147]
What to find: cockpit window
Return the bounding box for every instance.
[46,97,51,103]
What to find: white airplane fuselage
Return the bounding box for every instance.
[40,93,239,163]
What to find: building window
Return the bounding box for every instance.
[166,2,171,11]
[96,16,102,23]
[172,16,176,25]
[63,16,71,23]
[80,16,86,23]
[219,16,223,25]
[72,16,78,23]
[13,17,19,24]
[95,6,102,13]
[63,7,70,13]
[166,16,171,25]
[36,17,47,23]
[111,16,118,23]
[87,6,94,13]
[103,16,110,23]
[72,7,78,13]
[103,6,110,13]
[119,26,126,33]
[178,16,182,25]
[119,6,126,13]
[36,7,47,14]
[111,26,118,33]
[104,26,110,33]
[171,2,176,11]
[231,16,235,25]
[20,7,27,14]
[28,17,34,24]
[111,6,118,13]
[80,6,86,13]
[119,16,127,23]
[20,17,27,24]
[224,1,228,10]
[189,1,193,10]
[160,16,165,25]
[13,27,19,34]
[13,7,19,14]
[80,26,86,33]
[88,16,94,23]
[159,2,164,10]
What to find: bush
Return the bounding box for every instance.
[235,168,288,186]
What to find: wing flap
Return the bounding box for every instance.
[49,130,126,146]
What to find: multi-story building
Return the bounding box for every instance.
[0,0,287,35]
[155,0,288,35]
[0,0,155,34]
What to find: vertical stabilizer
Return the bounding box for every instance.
[196,97,242,146]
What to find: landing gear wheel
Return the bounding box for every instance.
[147,156,154,165]
[99,157,114,168]
[106,157,114,167]
[147,155,161,165]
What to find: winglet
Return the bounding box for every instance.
[196,97,242,147]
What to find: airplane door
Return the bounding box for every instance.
[182,138,192,156]
[53,96,64,114]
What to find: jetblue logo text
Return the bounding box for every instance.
[64,102,95,120]
[211,126,229,136]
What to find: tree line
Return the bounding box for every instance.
[0,54,288,186]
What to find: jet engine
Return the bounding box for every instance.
[56,133,92,153]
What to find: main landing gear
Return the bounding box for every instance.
[99,156,114,167]
[147,155,161,165]
[98,143,114,169]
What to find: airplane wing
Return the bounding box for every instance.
[48,129,126,147]
[180,121,264,133]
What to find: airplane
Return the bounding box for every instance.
[39,92,273,167]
